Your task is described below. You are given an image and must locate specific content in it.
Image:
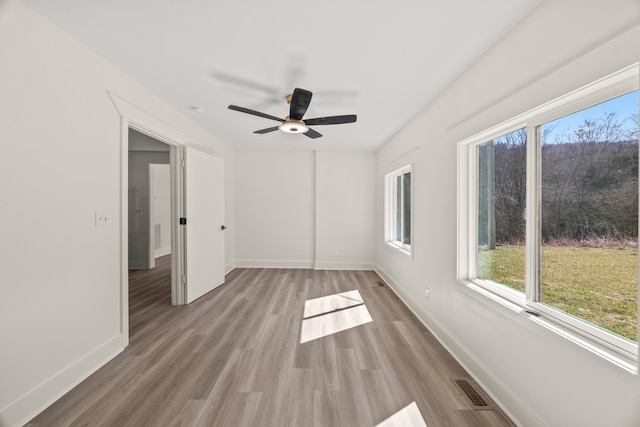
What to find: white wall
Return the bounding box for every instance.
[235,150,316,267]
[0,1,234,425]
[234,150,376,270]
[315,151,375,269]
[375,1,640,427]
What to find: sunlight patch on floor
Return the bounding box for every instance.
[303,289,364,318]
[375,402,427,427]
[300,290,372,344]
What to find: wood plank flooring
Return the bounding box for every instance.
[27,256,515,427]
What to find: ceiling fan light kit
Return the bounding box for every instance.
[228,87,357,139]
[279,119,309,134]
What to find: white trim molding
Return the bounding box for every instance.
[234,259,315,269]
[313,261,376,270]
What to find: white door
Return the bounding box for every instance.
[182,146,225,303]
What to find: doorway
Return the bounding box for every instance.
[125,129,226,304]
[128,129,174,330]
[128,130,171,269]
[110,89,225,347]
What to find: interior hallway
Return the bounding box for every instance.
[27,261,514,426]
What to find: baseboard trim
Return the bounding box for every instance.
[0,333,127,427]
[232,260,376,270]
[154,247,171,258]
[313,261,376,270]
[234,259,314,269]
[224,260,235,275]
[374,265,544,427]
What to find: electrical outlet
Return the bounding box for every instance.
[425,287,431,299]
[95,211,110,228]
[335,250,341,255]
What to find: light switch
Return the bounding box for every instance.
[95,211,110,228]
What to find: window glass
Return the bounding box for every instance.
[476,128,527,293]
[396,175,402,241]
[539,91,639,341]
[403,172,411,245]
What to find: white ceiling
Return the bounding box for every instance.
[22,0,539,151]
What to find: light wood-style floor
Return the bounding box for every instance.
[27,256,515,427]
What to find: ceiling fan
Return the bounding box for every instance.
[227,88,357,139]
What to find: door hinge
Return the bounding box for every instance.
[181,275,186,284]
[180,218,187,225]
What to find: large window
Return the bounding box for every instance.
[459,65,639,368]
[386,165,412,253]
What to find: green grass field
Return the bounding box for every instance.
[477,245,638,341]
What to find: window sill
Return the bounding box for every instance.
[386,241,412,257]
[459,279,638,375]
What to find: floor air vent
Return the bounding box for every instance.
[454,379,488,407]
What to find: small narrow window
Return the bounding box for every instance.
[386,165,412,253]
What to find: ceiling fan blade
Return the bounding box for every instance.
[228,105,283,122]
[254,126,280,134]
[213,71,279,96]
[304,128,322,139]
[289,88,313,120]
[304,115,357,126]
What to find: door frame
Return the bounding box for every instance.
[109,91,188,345]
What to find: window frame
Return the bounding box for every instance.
[458,64,639,371]
[385,164,413,255]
